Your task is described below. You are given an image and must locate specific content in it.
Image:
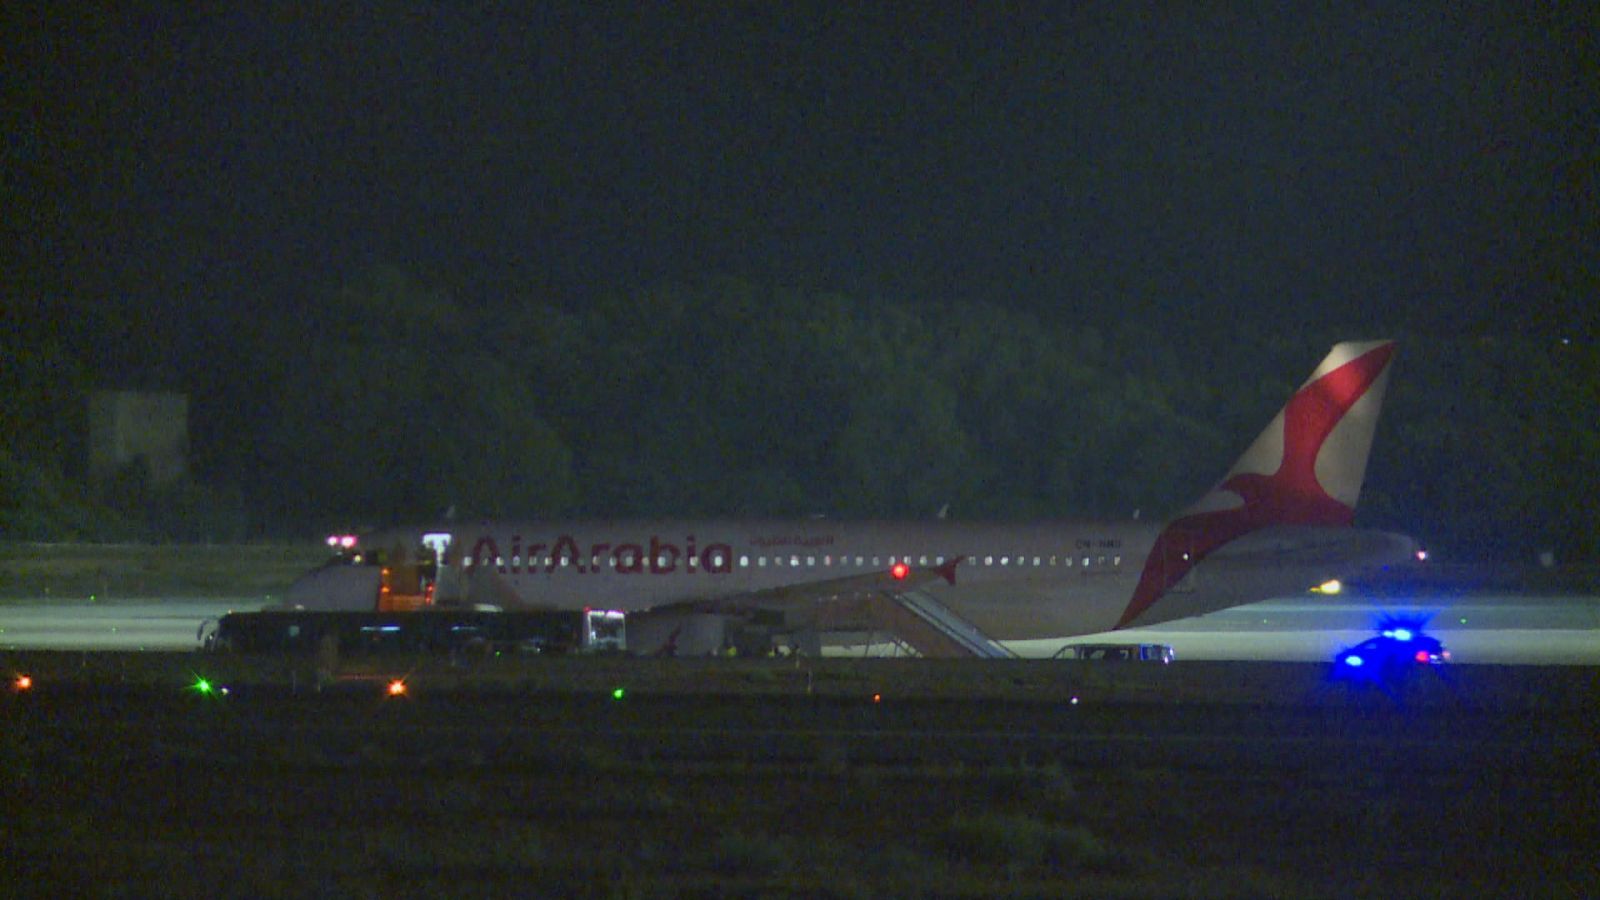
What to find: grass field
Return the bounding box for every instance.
[0,542,328,601]
[3,670,1596,898]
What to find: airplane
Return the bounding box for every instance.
[283,340,1420,657]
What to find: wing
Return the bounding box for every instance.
[685,556,963,623]
[627,557,1011,658]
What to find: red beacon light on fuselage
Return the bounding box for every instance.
[890,561,910,580]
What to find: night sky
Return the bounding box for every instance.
[6,4,1597,357]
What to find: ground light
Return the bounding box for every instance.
[611,687,625,701]
[14,674,32,692]
[188,675,218,697]
[387,679,408,697]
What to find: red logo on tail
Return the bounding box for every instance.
[1114,343,1394,629]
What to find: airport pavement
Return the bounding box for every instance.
[1007,591,1600,664]
[0,599,261,652]
[1,592,1598,663]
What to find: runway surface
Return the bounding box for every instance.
[1029,591,1600,664]
[1,591,1598,663]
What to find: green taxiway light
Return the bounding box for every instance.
[611,687,626,701]
[191,676,214,696]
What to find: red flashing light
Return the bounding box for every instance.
[890,562,909,580]
[1414,650,1430,664]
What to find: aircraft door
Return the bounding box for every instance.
[377,535,445,612]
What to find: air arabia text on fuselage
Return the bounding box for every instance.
[468,534,735,576]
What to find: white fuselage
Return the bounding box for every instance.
[354,519,1417,640]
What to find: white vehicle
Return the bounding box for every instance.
[1055,643,1175,663]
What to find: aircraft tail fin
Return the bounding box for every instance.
[1115,340,1396,628]
[1185,339,1396,525]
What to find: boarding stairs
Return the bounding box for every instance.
[871,588,1016,659]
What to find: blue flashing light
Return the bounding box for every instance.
[1386,628,1413,642]
[1342,654,1365,668]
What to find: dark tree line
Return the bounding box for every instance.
[3,266,1595,564]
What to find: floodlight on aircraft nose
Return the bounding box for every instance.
[890,562,909,580]
[340,535,358,549]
